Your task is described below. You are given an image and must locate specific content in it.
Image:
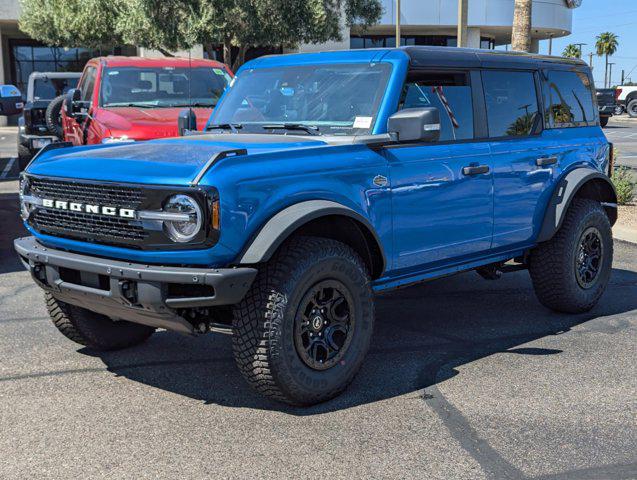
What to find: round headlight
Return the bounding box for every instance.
[163,194,202,243]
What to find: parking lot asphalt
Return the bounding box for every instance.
[0,178,636,479]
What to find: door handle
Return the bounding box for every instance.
[536,156,558,167]
[462,165,490,176]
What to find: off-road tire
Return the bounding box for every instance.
[45,292,155,350]
[600,115,609,127]
[45,95,66,138]
[529,198,613,313]
[17,144,32,171]
[232,236,374,406]
[627,98,637,118]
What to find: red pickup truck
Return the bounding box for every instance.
[62,56,232,145]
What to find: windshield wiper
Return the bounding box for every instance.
[104,103,157,108]
[205,123,243,133]
[261,123,321,136]
[172,102,217,108]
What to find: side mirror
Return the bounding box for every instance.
[387,107,441,143]
[64,88,83,117]
[0,84,23,116]
[178,108,197,136]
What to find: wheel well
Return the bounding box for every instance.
[287,214,385,279]
[573,178,618,225]
[626,93,637,103]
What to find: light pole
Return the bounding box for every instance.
[395,0,401,47]
[457,0,468,47]
[608,62,615,88]
[574,42,587,59]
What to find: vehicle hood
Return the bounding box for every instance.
[95,106,213,139]
[27,134,329,185]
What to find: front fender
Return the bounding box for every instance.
[237,200,386,271]
[537,168,617,243]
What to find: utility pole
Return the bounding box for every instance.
[548,34,553,55]
[395,0,401,47]
[457,0,468,47]
[608,62,615,88]
[621,69,625,85]
[588,52,594,68]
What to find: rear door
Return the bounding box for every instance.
[386,69,494,270]
[483,69,555,249]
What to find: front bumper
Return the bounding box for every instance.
[14,236,257,334]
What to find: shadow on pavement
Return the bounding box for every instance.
[0,191,27,274]
[83,262,637,415]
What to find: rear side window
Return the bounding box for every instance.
[80,67,97,102]
[400,72,474,141]
[482,70,540,138]
[544,70,596,128]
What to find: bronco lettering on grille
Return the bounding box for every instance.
[41,198,135,218]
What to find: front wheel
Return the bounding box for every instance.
[232,236,374,406]
[529,199,613,313]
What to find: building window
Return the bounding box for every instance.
[350,35,495,50]
[9,40,134,97]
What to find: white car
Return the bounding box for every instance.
[616,85,637,117]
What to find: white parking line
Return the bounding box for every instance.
[0,157,16,178]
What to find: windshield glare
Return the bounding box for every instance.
[100,66,231,108]
[211,63,392,135]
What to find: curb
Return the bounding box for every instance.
[613,226,637,244]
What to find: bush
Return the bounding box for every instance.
[612,166,635,205]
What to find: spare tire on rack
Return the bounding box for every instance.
[45,95,66,139]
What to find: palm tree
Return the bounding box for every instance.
[596,32,619,88]
[511,0,532,52]
[562,44,582,59]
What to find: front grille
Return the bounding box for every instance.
[28,177,147,245]
[30,177,144,209]
[33,209,147,242]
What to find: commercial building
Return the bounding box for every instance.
[300,0,577,53]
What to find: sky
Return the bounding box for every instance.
[504,0,637,87]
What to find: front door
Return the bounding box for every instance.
[386,70,494,271]
[65,65,97,146]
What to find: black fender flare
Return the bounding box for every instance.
[537,168,617,243]
[237,200,386,274]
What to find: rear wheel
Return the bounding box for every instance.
[46,292,155,350]
[627,99,637,118]
[529,199,613,313]
[232,236,374,405]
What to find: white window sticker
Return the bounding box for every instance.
[353,116,373,129]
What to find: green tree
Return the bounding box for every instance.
[596,32,619,88]
[562,43,581,59]
[19,0,382,70]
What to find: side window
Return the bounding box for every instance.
[482,70,540,138]
[80,66,97,102]
[544,70,596,128]
[400,72,474,141]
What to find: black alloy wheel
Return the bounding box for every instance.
[294,280,355,370]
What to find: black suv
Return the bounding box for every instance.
[17,71,81,170]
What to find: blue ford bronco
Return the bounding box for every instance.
[15,47,616,405]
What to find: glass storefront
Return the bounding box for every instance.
[350,35,495,50]
[9,40,135,98]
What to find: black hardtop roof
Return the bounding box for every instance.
[400,46,588,70]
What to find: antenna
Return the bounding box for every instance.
[178,48,197,135]
[188,47,192,111]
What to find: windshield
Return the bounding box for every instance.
[33,78,77,101]
[210,63,392,135]
[100,66,231,108]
